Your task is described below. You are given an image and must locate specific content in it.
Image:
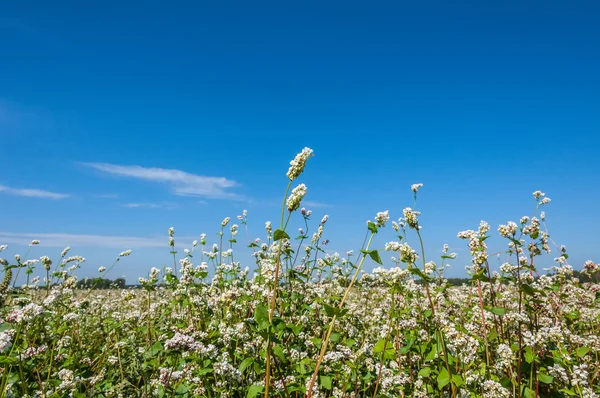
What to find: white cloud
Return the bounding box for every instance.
[0,231,189,249]
[124,203,161,209]
[303,200,332,208]
[0,184,69,199]
[81,162,240,199]
[0,98,52,132]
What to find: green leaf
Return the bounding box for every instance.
[452,374,464,387]
[489,307,507,316]
[521,283,535,296]
[320,375,332,390]
[323,303,336,318]
[247,385,263,398]
[288,324,302,335]
[368,250,383,265]
[367,222,379,233]
[418,367,431,377]
[577,347,590,358]
[254,304,270,330]
[0,356,17,365]
[176,384,190,394]
[373,339,387,354]
[426,343,438,361]
[408,267,427,280]
[437,367,450,389]
[523,387,535,398]
[311,337,322,349]
[399,336,414,354]
[558,388,577,396]
[538,373,553,384]
[273,345,286,362]
[524,346,535,364]
[239,357,254,373]
[273,229,290,242]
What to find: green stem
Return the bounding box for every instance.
[306,232,376,398]
[264,180,292,398]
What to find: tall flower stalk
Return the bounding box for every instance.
[264,148,313,398]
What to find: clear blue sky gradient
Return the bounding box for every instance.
[1,1,599,283]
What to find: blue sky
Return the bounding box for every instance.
[1,1,599,283]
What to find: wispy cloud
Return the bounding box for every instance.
[0,99,51,131]
[98,193,119,199]
[123,202,179,210]
[0,231,172,249]
[81,162,240,199]
[303,200,333,208]
[123,203,161,209]
[0,184,69,200]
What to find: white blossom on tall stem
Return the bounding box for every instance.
[375,210,390,227]
[286,184,307,212]
[286,147,314,181]
[411,183,423,193]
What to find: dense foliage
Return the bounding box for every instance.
[1,148,599,398]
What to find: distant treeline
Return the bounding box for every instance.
[27,269,595,291]
[420,270,596,286]
[75,277,127,289]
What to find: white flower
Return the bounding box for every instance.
[29,240,40,246]
[61,246,70,258]
[98,266,106,273]
[286,184,307,212]
[403,208,420,229]
[286,147,314,181]
[221,217,230,228]
[0,245,7,252]
[119,250,132,257]
[498,221,518,238]
[150,267,160,278]
[41,256,52,270]
[411,183,423,193]
[375,210,389,227]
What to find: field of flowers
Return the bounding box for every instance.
[1,148,599,398]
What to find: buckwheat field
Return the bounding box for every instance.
[1,148,599,398]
